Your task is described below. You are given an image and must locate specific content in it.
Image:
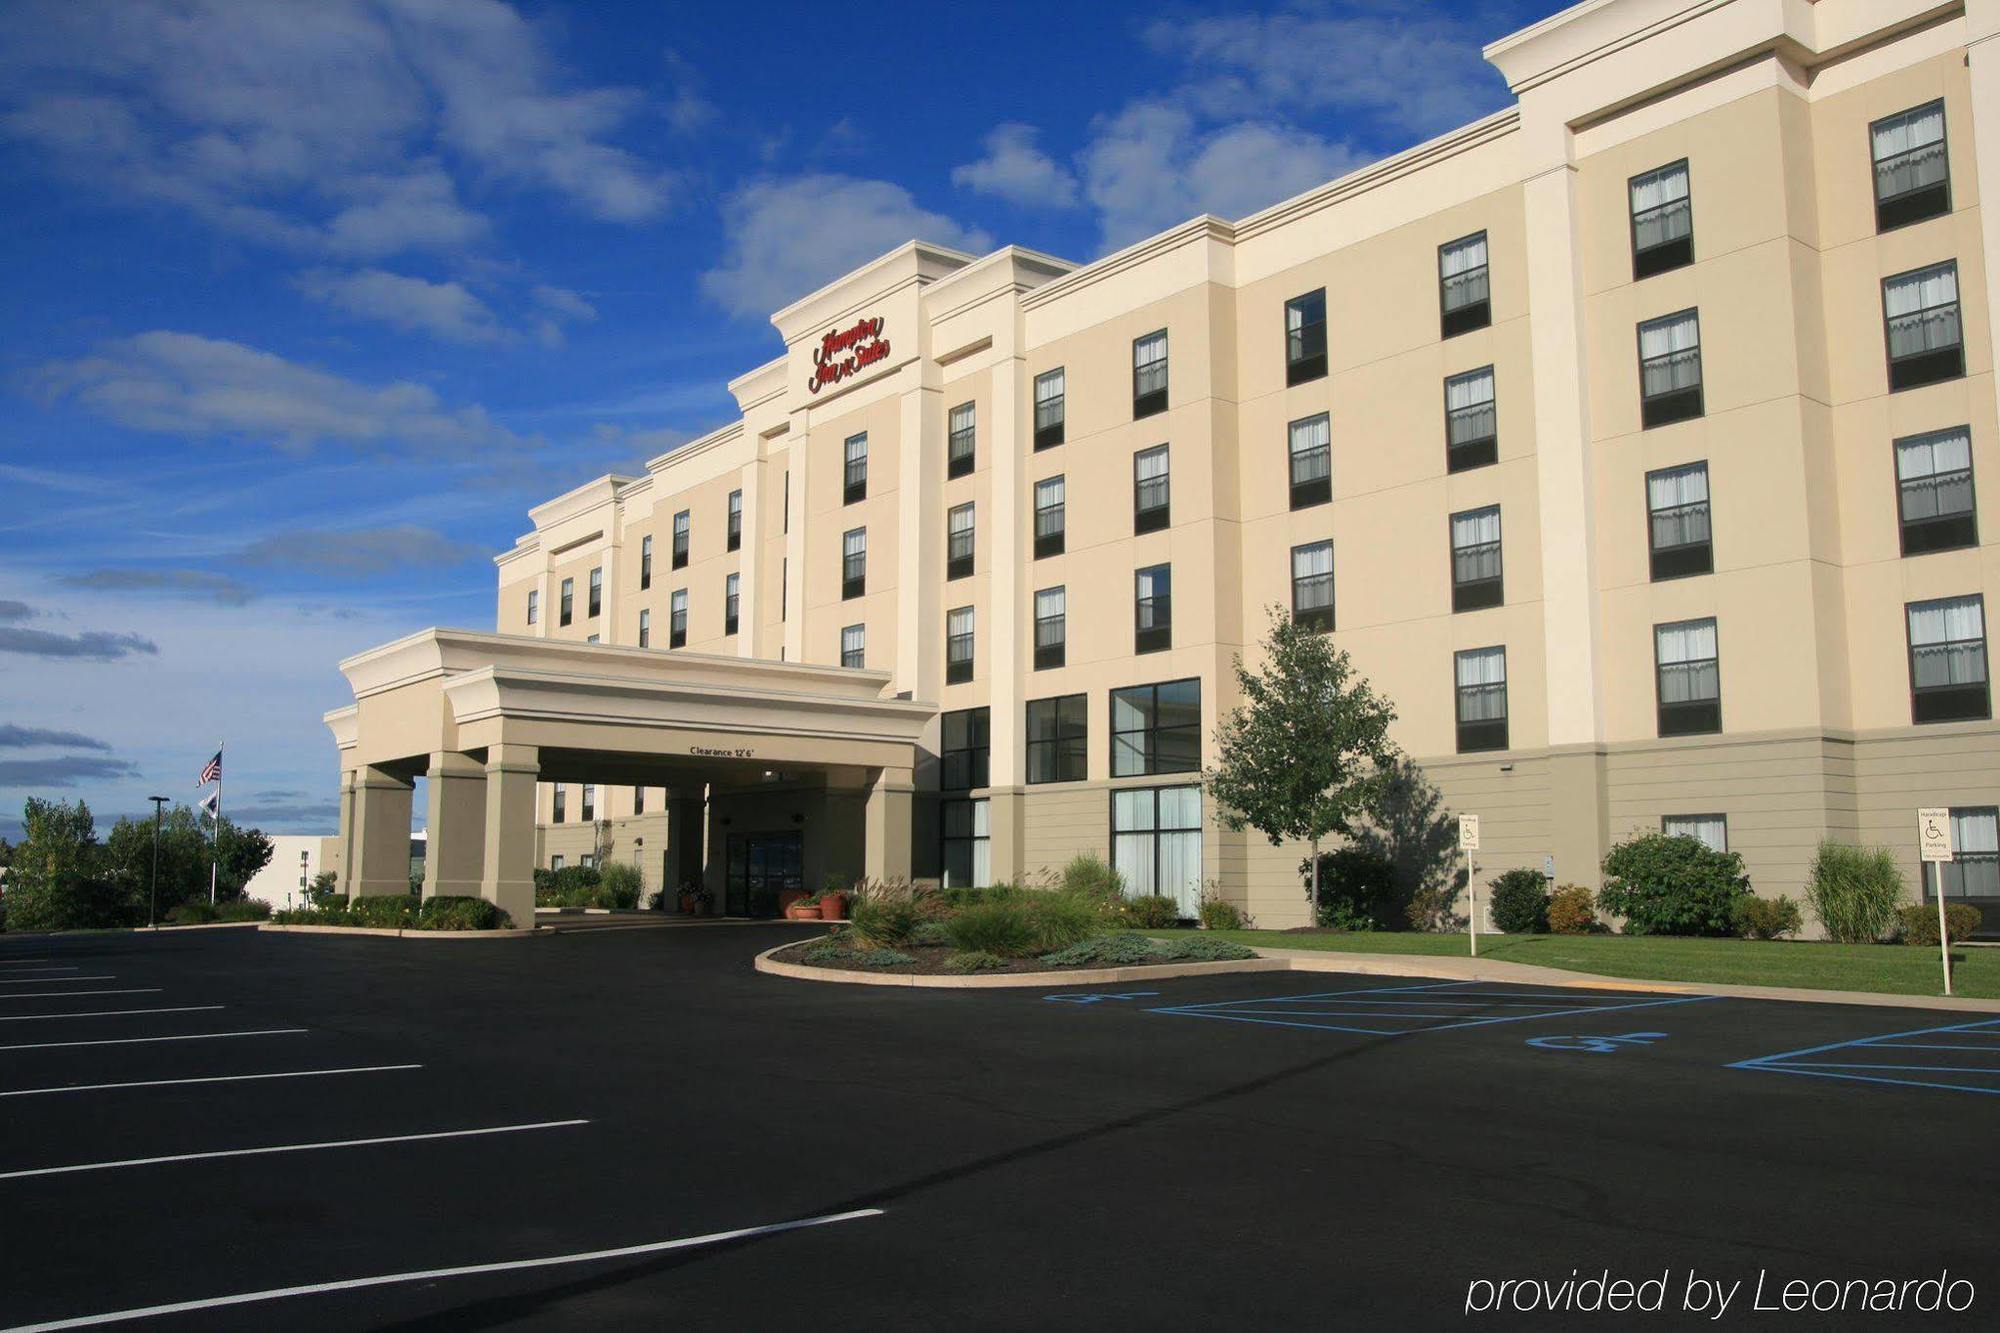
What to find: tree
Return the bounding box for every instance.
[103,805,273,910]
[1206,607,1401,914]
[4,798,134,932]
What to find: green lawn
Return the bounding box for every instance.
[1163,929,2000,1000]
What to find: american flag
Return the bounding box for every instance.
[198,749,222,786]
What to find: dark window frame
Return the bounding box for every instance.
[946,502,975,580]
[1288,412,1332,510]
[552,786,566,823]
[946,606,975,685]
[1034,475,1066,559]
[724,572,739,636]
[1285,288,1327,385]
[1439,230,1491,338]
[1134,563,1172,655]
[940,796,990,888]
[1132,328,1168,419]
[1655,616,1723,737]
[948,401,976,479]
[1133,444,1170,533]
[1454,645,1509,753]
[1935,806,1999,910]
[1109,784,1202,906]
[1638,308,1704,428]
[637,607,650,649]
[1290,540,1334,633]
[939,706,990,790]
[1034,367,1066,450]
[669,589,687,649]
[527,588,539,626]
[1872,99,1952,233]
[1895,425,1979,557]
[1109,677,1201,778]
[1646,460,1714,581]
[1882,261,1965,392]
[640,535,653,590]
[841,527,866,601]
[1034,585,1066,671]
[840,623,865,669]
[1906,593,1991,724]
[587,566,602,619]
[843,432,868,505]
[671,511,690,569]
[559,577,573,627]
[1629,158,1694,280]
[1449,505,1504,613]
[726,489,742,551]
[1026,693,1088,784]
[1444,365,1498,473]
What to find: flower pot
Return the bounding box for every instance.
[676,893,696,915]
[786,901,822,921]
[777,888,808,917]
[818,892,846,921]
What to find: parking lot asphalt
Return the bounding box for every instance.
[0,925,1993,1330]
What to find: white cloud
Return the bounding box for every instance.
[532,284,597,323]
[951,123,1078,210]
[33,330,522,457]
[298,267,505,343]
[237,524,486,575]
[702,174,991,320]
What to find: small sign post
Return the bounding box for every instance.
[1459,815,1481,957]
[1917,808,1955,996]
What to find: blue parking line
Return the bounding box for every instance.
[1731,1018,2000,1097]
[1149,984,1720,1038]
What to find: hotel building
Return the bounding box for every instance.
[328,0,2000,933]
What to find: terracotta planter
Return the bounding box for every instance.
[786,901,822,921]
[818,892,846,921]
[777,888,809,916]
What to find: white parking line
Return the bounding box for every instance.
[0,1118,590,1182]
[0,1064,423,1099]
[0,1029,304,1053]
[0,990,162,1000]
[0,977,114,986]
[0,1007,223,1023]
[0,1207,885,1330]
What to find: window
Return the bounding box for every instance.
[1133,329,1168,418]
[940,707,989,789]
[1883,261,1964,391]
[1034,476,1065,559]
[724,572,740,636]
[1026,694,1087,784]
[1454,646,1509,753]
[782,472,789,533]
[634,787,645,816]
[1937,807,1999,908]
[1662,814,1728,853]
[1133,444,1170,533]
[1034,367,1066,449]
[1629,159,1693,279]
[842,528,866,600]
[946,606,974,684]
[948,402,975,478]
[1450,506,1503,612]
[843,432,867,504]
[581,784,596,821]
[1873,100,1950,232]
[1285,289,1327,385]
[550,854,565,871]
[587,567,602,618]
[780,558,787,620]
[1445,367,1497,472]
[727,489,742,551]
[638,608,651,648]
[553,786,566,823]
[669,589,687,648]
[1655,617,1721,736]
[580,854,595,870]
[560,578,573,626]
[947,503,975,580]
[1134,563,1172,653]
[1439,231,1490,337]
[1288,413,1331,509]
[640,535,653,590]
[1112,786,1201,915]
[841,623,865,669]
[672,511,689,569]
[1638,309,1703,427]
[1035,586,1066,670]
[527,589,538,626]
[586,634,599,643]
[1896,426,1978,556]
[1907,594,1989,723]
[1291,541,1334,633]
[1647,461,1713,580]
[1110,678,1199,777]
[941,798,990,889]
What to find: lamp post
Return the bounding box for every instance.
[147,796,169,929]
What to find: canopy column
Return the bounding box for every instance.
[664,792,705,901]
[351,765,414,897]
[480,743,540,928]
[863,765,914,883]
[422,751,487,899]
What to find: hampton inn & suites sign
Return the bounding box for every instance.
[808,315,890,394]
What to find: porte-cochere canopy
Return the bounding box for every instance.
[324,629,934,925]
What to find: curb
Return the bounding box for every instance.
[144,921,267,932]
[753,939,1290,989]
[257,923,542,941]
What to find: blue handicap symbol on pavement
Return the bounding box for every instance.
[1044,991,1161,1005]
[1526,1031,1668,1053]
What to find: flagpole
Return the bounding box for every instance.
[209,743,222,905]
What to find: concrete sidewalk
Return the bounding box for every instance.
[1254,945,2000,1013]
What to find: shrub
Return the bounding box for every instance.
[1733,894,1803,941]
[939,884,1026,909]
[1303,846,1399,931]
[1121,895,1183,929]
[1597,833,1749,936]
[800,938,851,965]
[849,895,923,949]
[1805,841,1903,944]
[1895,901,1984,946]
[1155,936,1257,962]
[1488,869,1550,934]
[1198,892,1246,932]
[347,894,420,928]
[944,901,1037,957]
[1041,933,1161,967]
[166,899,218,924]
[908,920,951,948]
[595,863,642,910]
[1024,893,1101,953]
[305,871,342,908]
[416,896,510,930]
[943,950,1007,974]
[1059,853,1125,907]
[1545,884,1597,935]
[852,947,916,969]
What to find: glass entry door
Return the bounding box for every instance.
[726,833,803,917]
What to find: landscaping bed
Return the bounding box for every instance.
[770,929,1257,977]
[271,894,514,931]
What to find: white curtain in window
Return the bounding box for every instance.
[843,529,865,559]
[845,434,867,465]
[1656,619,1719,703]
[842,625,863,662]
[1875,103,1946,160]
[1885,264,1958,316]
[1037,477,1065,508]
[1456,646,1506,690]
[949,505,974,538]
[1885,264,1960,359]
[1656,618,1717,665]
[1035,369,1064,404]
[1456,647,1507,721]
[1035,586,1065,624]
[971,799,991,887]
[1873,102,1948,202]
[1452,507,1501,550]
[1289,414,1331,483]
[1896,427,1972,480]
[1136,446,1169,482]
[1446,367,1494,413]
[1134,331,1166,370]
[1136,566,1167,602]
[949,403,974,436]
[1909,595,1985,647]
[1664,814,1727,853]
[948,607,973,638]
[1113,789,1156,893]
[1648,463,1709,510]
[1953,808,2000,855]
[1639,311,1700,360]
[1630,161,1690,214]
[1440,233,1487,277]
[1156,786,1202,915]
[1909,596,1987,689]
[1292,542,1332,582]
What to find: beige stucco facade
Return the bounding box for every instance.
[328,0,2000,931]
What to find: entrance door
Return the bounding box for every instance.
[726,832,803,917]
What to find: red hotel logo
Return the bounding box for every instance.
[808,316,890,394]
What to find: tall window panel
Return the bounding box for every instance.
[727,489,742,551]
[1133,329,1168,418]
[588,566,602,618]
[1034,476,1066,558]
[1638,309,1703,427]
[947,503,975,580]
[637,608,650,648]
[941,798,990,889]
[581,784,595,821]
[1872,100,1950,232]
[1026,694,1087,784]
[560,577,574,626]
[948,402,976,479]
[1937,808,1998,923]
[1646,461,1713,580]
[1663,814,1728,853]
[640,535,653,590]
[841,528,866,600]
[1907,594,1989,723]
[1034,367,1066,449]
[1454,646,1508,753]
[1289,413,1331,509]
[1444,367,1497,473]
[1439,231,1490,337]
[843,432,868,504]
[553,786,566,822]
[724,572,740,636]
[946,606,975,684]
[669,589,687,648]
[1450,506,1503,612]
[1895,426,1978,555]
[1629,159,1693,279]
[634,787,645,816]
[1110,678,1200,777]
[1291,541,1334,633]
[1285,288,1327,385]
[527,588,539,626]
[1883,261,1964,391]
[672,511,689,568]
[939,707,990,789]
[1112,786,1202,917]
[841,623,865,669]
[1134,444,1170,533]
[1655,617,1721,736]
[1134,563,1172,654]
[1034,586,1066,670]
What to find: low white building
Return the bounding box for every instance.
[243,834,333,911]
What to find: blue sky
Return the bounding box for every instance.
[0,0,1563,840]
